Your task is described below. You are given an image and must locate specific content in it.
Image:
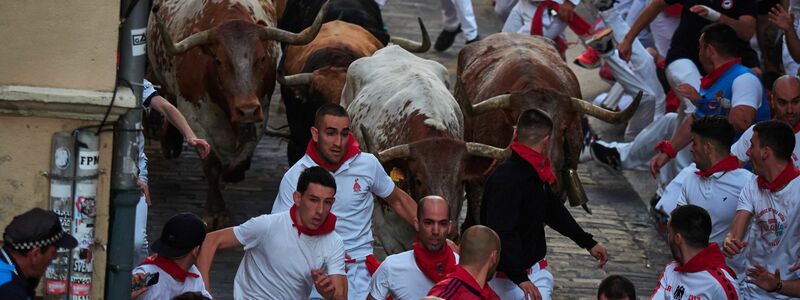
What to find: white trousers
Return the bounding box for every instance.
[503,0,568,39]
[441,0,479,40]
[134,195,149,265]
[651,12,680,57]
[309,260,370,300]
[489,261,553,300]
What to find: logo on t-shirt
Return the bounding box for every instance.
[756,208,786,247]
[721,0,733,9]
[673,285,685,299]
[353,179,362,192]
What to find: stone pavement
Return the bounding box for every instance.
[145,0,671,299]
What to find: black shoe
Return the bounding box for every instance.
[466,35,482,44]
[434,26,462,52]
[586,28,615,55]
[590,141,621,172]
[593,0,617,11]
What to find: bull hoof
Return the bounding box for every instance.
[202,211,231,230]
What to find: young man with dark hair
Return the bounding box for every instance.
[652,205,739,299]
[131,213,211,299]
[725,120,800,299]
[482,109,608,300]
[0,208,78,299]
[198,166,347,299]
[426,225,501,300]
[597,275,636,300]
[367,196,458,300]
[272,104,417,300]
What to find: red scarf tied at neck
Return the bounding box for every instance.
[290,205,336,236]
[413,242,457,283]
[306,132,361,172]
[695,155,740,178]
[511,141,556,184]
[757,162,800,192]
[140,255,199,282]
[675,243,737,279]
[794,122,800,133]
[700,58,742,89]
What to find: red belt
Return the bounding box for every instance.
[495,259,547,279]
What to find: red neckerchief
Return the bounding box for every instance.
[695,155,740,178]
[412,242,457,283]
[674,243,736,279]
[140,255,199,282]
[757,162,800,192]
[306,132,361,172]
[511,141,556,184]
[446,265,500,300]
[700,58,742,89]
[289,205,336,236]
[793,122,800,133]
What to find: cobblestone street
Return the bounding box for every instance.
[146,0,672,298]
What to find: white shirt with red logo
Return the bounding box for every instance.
[651,261,739,300]
[368,250,460,300]
[735,176,800,299]
[272,152,395,259]
[730,125,800,168]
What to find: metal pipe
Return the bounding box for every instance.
[105,0,149,297]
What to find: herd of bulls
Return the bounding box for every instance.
[145,0,641,254]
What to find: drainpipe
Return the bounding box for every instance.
[105,0,149,297]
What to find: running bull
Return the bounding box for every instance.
[341,45,505,254]
[146,0,327,227]
[277,0,430,163]
[455,33,641,226]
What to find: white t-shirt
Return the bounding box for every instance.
[675,168,753,275]
[368,250,460,300]
[271,153,395,259]
[132,264,212,300]
[735,176,800,299]
[233,211,346,300]
[730,125,800,169]
[651,261,739,299]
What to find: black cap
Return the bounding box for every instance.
[3,208,78,251]
[151,213,207,259]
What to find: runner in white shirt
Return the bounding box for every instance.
[368,196,459,300]
[271,104,418,300]
[131,213,212,300]
[724,120,800,299]
[198,167,348,300]
[651,205,740,299]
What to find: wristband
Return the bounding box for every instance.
[655,140,677,158]
[697,5,721,22]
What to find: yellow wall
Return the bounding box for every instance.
[0,1,119,91]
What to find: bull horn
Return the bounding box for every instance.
[471,94,512,115]
[465,142,510,161]
[377,144,410,163]
[277,71,314,86]
[389,18,431,53]
[570,90,642,124]
[258,1,329,45]
[152,5,215,55]
[564,169,592,214]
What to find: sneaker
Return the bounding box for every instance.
[466,35,482,44]
[586,28,614,54]
[593,0,617,11]
[589,141,621,172]
[434,26,462,52]
[573,47,602,69]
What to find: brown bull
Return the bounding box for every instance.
[146,0,327,227]
[455,33,640,226]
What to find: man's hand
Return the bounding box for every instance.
[746,265,782,292]
[519,281,542,300]
[723,235,748,257]
[137,179,151,206]
[617,37,633,61]
[188,138,211,159]
[649,153,672,177]
[589,243,609,268]
[558,1,575,22]
[312,268,336,300]
[673,83,701,106]
[769,4,795,32]
[690,5,721,22]
[131,272,150,298]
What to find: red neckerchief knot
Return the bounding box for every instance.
[306,132,361,172]
[695,155,740,178]
[289,205,336,236]
[412,242,457,283]
[140,255,199,282]
[757,162,800,192]
[700,58,742,89]
[674,243,736,279]
[511,141,556,184]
